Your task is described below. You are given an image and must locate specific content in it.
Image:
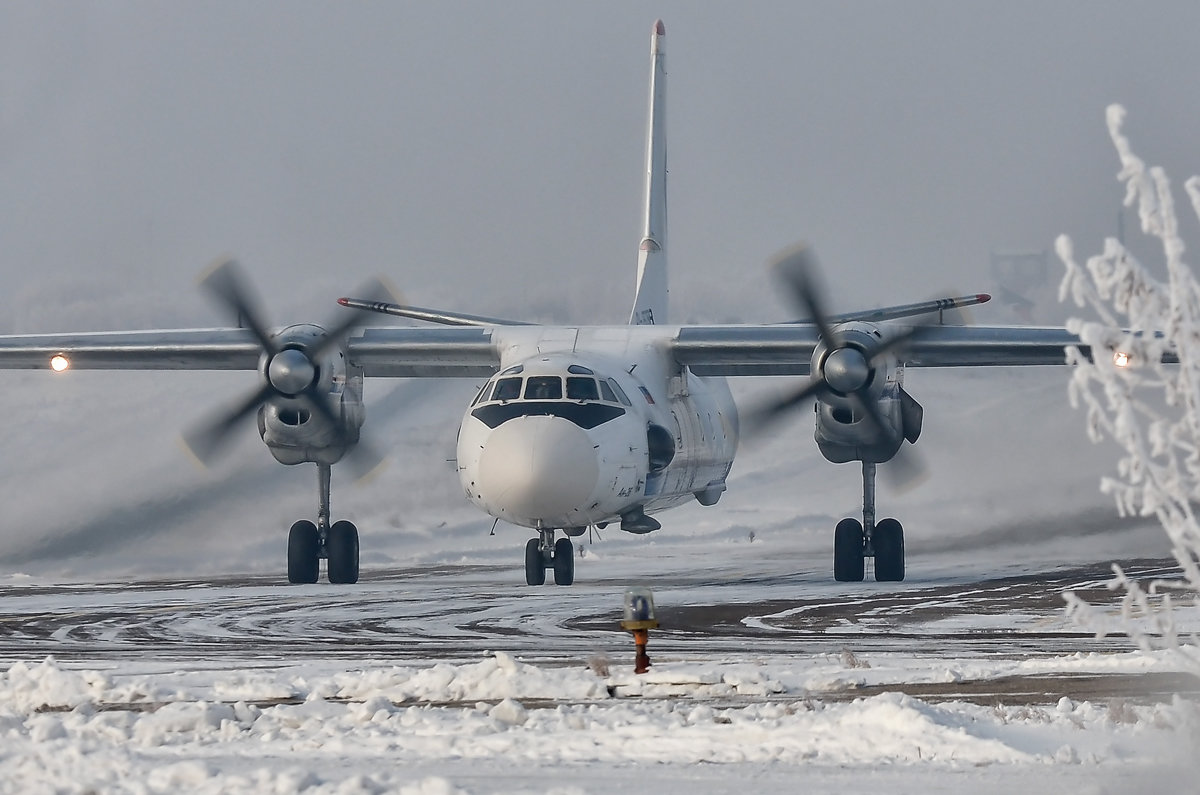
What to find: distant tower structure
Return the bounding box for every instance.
[989,249,1049,323]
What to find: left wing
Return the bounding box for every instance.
[671,324,1093,376]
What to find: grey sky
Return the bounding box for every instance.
[2,1,1199,330]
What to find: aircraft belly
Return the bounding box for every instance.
[642,492,698,516]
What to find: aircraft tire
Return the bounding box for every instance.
[553,538,574,586]
[288,521,320,584]
[873,518,905,582]
[327,520,360,584]
[524,538,546,586]
[834,518,865,582]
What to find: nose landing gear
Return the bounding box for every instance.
[524,528,575,586]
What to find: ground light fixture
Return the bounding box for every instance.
[620,587,658,674]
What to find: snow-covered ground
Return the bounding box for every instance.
[0,648,1195,794]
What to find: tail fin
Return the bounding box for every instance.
[629,20,667,326]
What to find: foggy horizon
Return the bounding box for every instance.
[3,3,1199,332]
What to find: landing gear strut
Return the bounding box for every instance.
[524,528,574,586]
[833,461,905,582]
[287,462,360,584]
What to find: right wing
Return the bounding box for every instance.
[671,324,1097,377]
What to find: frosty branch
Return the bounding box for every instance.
[1058,104,1200,671]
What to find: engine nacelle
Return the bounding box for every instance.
[256,324,365,466]
[810,322,906,464]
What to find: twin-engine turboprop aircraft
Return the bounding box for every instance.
[0,21,1103,585]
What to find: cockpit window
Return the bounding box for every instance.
[599,380,618,403]
[567,364,594,375]
[471,381,492,406]
[566,377,599,401]
[492,377,523,402]
[500,364,524,376]
[524,376,562,400]
[607,378,633,406]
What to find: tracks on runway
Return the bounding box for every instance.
[0,558,1192,706]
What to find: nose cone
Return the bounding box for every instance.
[477,416,600,523]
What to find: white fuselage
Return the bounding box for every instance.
[455,327,738,531]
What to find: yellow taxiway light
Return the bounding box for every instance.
[49,354,70,372]
[620,587,659,674]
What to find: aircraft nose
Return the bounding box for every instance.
[477,416,600,521]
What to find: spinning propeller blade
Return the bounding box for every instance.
[182,260,388,477]
[747,244,926,488]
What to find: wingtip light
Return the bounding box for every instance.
[654,19,665,36]
[977,293,991,304]
[50,354,70,372]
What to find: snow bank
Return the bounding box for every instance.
[2,650,1192,715]
[0,656,1193,793]
[1,687,1192,793]
[320,651,608,703]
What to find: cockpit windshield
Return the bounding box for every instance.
[472,365,630,430]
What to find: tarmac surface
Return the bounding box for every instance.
[0,557,1193,705]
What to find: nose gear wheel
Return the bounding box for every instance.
[524,529,576,586]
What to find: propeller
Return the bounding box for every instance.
[182,258,388,477]
[746,244,926,487]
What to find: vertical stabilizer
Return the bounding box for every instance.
[630,20,667,325]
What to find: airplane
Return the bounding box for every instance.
[0,20,1101,586]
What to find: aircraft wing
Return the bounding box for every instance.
[0,326,501,377]
[0,322,1134,379]
[672,324,1092,376]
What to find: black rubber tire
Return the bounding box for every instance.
[327,520,360,584]
[834,518,865,582]
[288,520,320,584]
[553,537,574,586]
[873,518,905,582]
[524,538,546,586]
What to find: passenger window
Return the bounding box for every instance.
[493,377,523,401]
[599,380,618,403]
[566,377,599,401]
[524,376,562,400]
[607,378,632,406]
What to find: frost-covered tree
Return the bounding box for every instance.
[1058,104,1199,672]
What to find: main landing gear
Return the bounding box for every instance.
[525,528,574,586]
[833,461,905,582]
[287,463,360,584]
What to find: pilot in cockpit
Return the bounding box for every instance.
[525,376,562,400]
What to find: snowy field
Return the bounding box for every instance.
[0,369,1194,793]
